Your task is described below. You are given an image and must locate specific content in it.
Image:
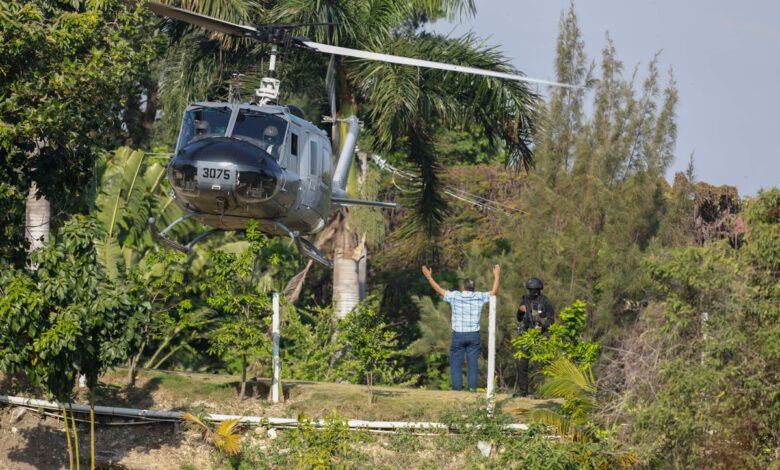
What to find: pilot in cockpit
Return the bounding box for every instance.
[194,119,210,139]
[262,125,281,158]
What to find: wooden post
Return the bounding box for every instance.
[486,295,497,415]
[272,292,281,403]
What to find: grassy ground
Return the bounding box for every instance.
[1,370,558,469]
[96,368,548,423]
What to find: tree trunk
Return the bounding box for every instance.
[330,82,367,319]
[127,357,136,388]
[25,181,50,269]
[126,343,145,388]
[62,404,74,470]
[240,354,247,400]
[69,403,80,470]
[333,218,362,319]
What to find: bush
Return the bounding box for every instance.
[512,300,600,372]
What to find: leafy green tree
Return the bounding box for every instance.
[336,299,403,404]
[494,3,680,347]
[85,146,208,385]
[0,0,161,265]
[278,305,339,381]
[0,216,147,467]
[200,222,285,399]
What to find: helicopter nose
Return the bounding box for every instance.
[170,137,283,204]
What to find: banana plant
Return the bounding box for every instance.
[92,147,168,277]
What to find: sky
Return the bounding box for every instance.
[432,0,780,196]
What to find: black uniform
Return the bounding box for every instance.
[517,294,555,334]
[516,294,555,396]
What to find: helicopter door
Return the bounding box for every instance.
[301,135,320,209]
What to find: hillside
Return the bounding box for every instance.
[1,369,552,469]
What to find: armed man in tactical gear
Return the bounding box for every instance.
[514,277,555,397]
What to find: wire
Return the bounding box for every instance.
[369,154,525,215]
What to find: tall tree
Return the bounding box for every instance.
[0,0,161,266]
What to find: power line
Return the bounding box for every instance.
[369,154,526,215]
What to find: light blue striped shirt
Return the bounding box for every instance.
[443,290,490,332]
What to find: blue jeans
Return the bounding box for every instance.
[450,331,481,390]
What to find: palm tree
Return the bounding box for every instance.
[24,183,50,263]
[153,0,539,318]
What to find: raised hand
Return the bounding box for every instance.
[422,265,432,278]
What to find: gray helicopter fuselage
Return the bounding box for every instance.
[168,102,333,236]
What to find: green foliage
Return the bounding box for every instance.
[531,358,598,443]
[200,222,283,397]
[601,191,780,468]
[435,125,505,166]
[279,305,338,382]
[497,425,639,470]
[0,0,161,264]
[438,402,631,469]
[290,411,358,470]
[0,216,147,398]
[336,299,406,400]
[91,147,168,278]
[512,300,600,372]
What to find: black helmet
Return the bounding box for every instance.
[526,277,543,290]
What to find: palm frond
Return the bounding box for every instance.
[530,408,590,442]
[346,32,539,236]
[214,419,242,454]
[181,411,210,433]
[538,357,596,411]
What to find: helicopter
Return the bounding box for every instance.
[146,2,577,268]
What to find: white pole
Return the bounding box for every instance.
[486,295,497,415]
[272,292,281,403]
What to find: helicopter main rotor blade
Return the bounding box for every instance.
[300,40,580,89]
[146,2,259,37]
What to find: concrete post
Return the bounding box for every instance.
[486,295,497,415]
[272,292,281,403]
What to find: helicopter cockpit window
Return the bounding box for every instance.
[177,106,231,149]
[232,110,288,160]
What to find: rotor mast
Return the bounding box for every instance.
[257,45,280,105]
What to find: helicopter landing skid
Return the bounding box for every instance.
[270,221,334,268]
[148,214,223,253]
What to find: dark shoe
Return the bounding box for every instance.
[512,391,528,398]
